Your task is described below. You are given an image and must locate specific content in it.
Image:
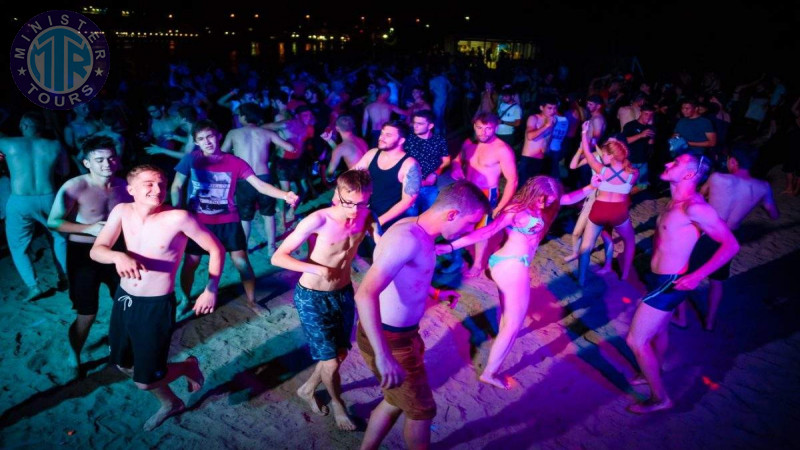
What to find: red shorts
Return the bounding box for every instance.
[589,199,630,228]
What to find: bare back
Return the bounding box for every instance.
[299,208,371,291]
[0,136,63,195]
[707,173,772,230]
[227,126,274,174]
[374,219,435,327]
[460,138,509,189]
[365,102,393,132]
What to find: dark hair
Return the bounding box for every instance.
[81,135,117,158]
[680,97,699,107]
[730,143,757,170]
[21,111,45,132]
[295,105,312,115]
[192,119,220,139]
[432,180,491,216]
[411,109,436,124]
[640,103,656,113]
[237,103,264,125]
[337,169,372,193]
[382,120,409,139]
[473,111,499,126]
[335,115,356,132]
[127,164,166,184]
[538,95,558,108]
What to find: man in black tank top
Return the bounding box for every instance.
[355,120,422,231]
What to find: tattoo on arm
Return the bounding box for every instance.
[403,163,421,196]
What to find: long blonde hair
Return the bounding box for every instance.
[503,176,563,236]
[601,139,635,174]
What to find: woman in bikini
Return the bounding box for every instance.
[437,176,597,388]
[577,121,638,286]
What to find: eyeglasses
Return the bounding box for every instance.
[337,188,369,209]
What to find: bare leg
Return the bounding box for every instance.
[597,229,614,274]
[179,254,202,312]
[615,219,636,280]
[229,250,265,313]
[467,240,489,277]
[68,313,96,378]
[671,302,688,328]
[319,356,356,430]
[241,220,252,243]
[360,399,403,450]
[481,261,529,389]
[704,280,723,331]
[565,206,591,262]
[135,357,204,431]
[279,180,292,223]
[626,303,674,413]
[296,362,329,416]
[264,214,277,256]
[578,221,604,286]
[403,417,433,450]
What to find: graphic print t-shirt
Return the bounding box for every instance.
[175,151,255,224]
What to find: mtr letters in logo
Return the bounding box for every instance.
[10,10,110,110]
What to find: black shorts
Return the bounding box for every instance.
[185,221,246,255]
[276,158,302,182]
[109,286,176,384]
[641,273,689,312]
[67,241,120,315]
[518,155,546,187]
[689,234,732,281]
[236,173,276,220]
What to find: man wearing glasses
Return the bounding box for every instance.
[271,170,377,431]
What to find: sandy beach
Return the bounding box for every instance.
[1,167,799,449]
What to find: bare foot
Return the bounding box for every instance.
[629,374,648,386]
[626,397,673,414]
[143,400,185,431]
[479,373,511,390]
[246,300,271,315]
[23,285,45,302]
[464,266,486,278]
[296,387,329,416]
[185,356,204,393]
[331,402,356,431]
[563,253,578,263]
[596,265,613,276]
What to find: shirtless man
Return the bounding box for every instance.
[145,105,198,160]
[90,164,221,430]
[47,136,131,378]
[64,103,99,156]
[0,112,69,300]
[172,120,298,313]
[263,106,315,224]
[271,170,374,431]
[354,120,421,230]
[222,103,295,254]
[451,112,518,277]
[676,144,779,330]
[519,96,558,186]
[322,115,368,180]
[362,86,406,148]
[355,181,489,449]
[626,154,738,413]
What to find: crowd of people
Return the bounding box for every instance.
[0,53,793,447]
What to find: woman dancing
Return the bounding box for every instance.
[577,122,638,286]
[438,176,596,388]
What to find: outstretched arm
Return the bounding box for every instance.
[448,211,514,250]
[246,174,298,205]
[495,146,518,216]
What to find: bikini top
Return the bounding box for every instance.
[598,166,634,194]
[509,215,544,235]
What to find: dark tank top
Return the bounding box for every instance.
[368,150,410,217]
